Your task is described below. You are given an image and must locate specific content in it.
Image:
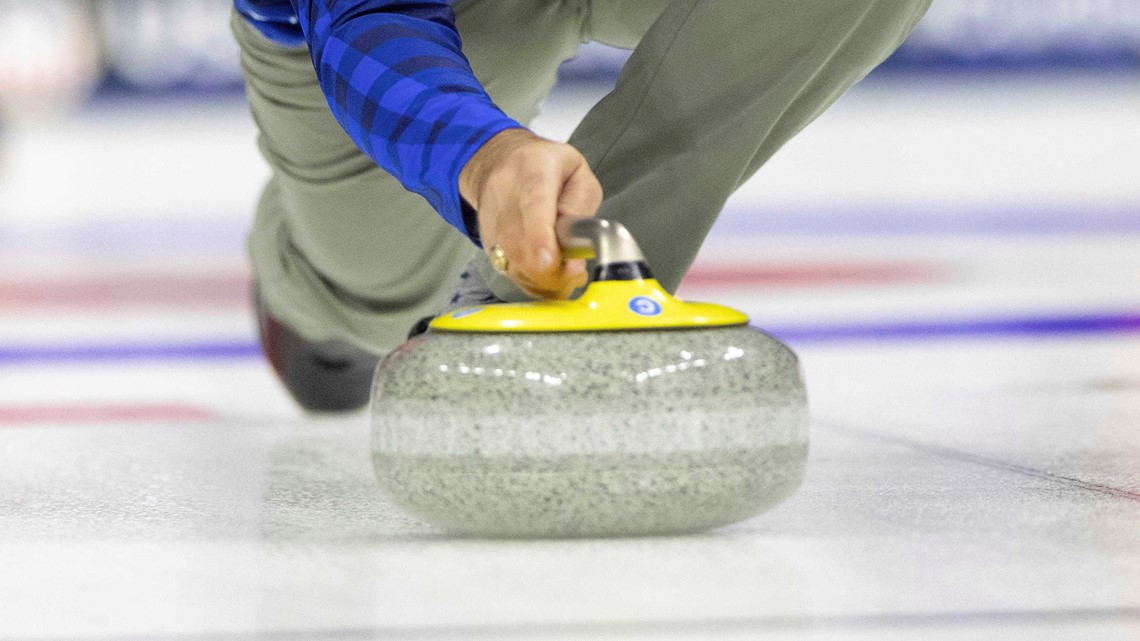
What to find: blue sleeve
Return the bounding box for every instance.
[234,0,306,46]
[290,0,524,242]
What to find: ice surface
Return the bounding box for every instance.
[0,74,1138,639]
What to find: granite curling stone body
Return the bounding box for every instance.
[370,217,809,538]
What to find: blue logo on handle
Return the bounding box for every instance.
[628,296,663,316]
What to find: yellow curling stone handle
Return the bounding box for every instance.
[430,217,749,333]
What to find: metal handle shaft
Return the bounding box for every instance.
[554,216,646,266]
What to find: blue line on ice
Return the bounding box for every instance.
[1,312,1138,365]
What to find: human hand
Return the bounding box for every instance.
[459,128,603,300]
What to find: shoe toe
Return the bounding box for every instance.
[255,289,379,413]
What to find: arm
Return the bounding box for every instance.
[292,0,522,238]
[293,0,601,299]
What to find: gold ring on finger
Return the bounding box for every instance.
[490,244,509,274]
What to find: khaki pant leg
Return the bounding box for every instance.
[478,0,931,299]
[579,0,933,293]
[232,1,585,353]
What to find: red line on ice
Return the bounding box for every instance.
[0,404,216,425]
[681,263,939,288]
[0,262,939,310]
[0,274,250,310]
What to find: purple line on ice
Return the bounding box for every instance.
[1,204,1138,258]
[0,341,261,365]
[765,312,1140,343]
[2,312,1139,365]
[715,203,1140,236]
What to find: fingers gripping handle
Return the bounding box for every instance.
[555,216,646,266]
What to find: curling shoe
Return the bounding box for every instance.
[253,287,379,413]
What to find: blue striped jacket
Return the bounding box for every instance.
[234,0,523,242]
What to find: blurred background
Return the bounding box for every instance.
[3,0,1140,107]
[1,5,1139,637]
[0,0,1137,359]
[2,0,1137,210]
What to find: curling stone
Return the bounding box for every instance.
[370,217,809,538]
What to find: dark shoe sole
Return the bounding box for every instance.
[254,286,380,413]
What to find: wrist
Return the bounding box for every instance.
[458,127,536,209]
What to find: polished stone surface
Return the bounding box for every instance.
[371,327,808,537]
